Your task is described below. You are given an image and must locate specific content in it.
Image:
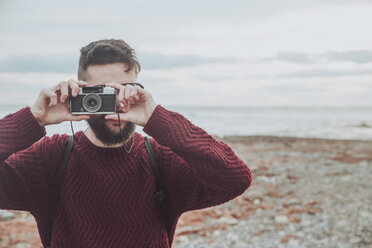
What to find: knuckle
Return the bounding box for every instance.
[45,89,55,97]
[73,83,80,89]
[70,80,78,88]
[40,88,48,95]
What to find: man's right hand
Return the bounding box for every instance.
[31,79,90,127]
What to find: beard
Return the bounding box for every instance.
[86,115,136,146]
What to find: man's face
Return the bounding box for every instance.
[84,63,137,146]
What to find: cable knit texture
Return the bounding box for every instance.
[0,105,252,248]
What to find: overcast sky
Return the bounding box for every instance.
[1,0,372,106]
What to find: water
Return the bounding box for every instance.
[1,104,372,140]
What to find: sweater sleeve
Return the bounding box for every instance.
[0,107,48,211]
[143,105,252,214]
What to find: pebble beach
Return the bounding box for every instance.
[1,136,372,248]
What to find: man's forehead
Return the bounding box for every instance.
[85,63,137,84]
[86,63,130,74]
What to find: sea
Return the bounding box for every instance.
[1,105,372,141]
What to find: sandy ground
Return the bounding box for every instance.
[1,136,372,248]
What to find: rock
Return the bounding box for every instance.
[226,232,239,241]
[218,216,239,225]
[301,219,312,227]
[287,198,300,206]
[288,239,300,247]
[0,210,15,221]
[266,191,281,198]
[256,176,276,184]
[275,215,289,224]
[359,211,371,218]
[176,235,189,244]
[350,237,361,244]
[356,122,370,128]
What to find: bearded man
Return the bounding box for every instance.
[0,39,252,248]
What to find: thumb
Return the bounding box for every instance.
[67,114,90,122]
[105,112,134,122]
[104,114,118,120]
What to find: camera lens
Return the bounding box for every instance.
[82,94,102,112]
[88,99,97,107]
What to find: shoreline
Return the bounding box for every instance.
[220,134,372,143]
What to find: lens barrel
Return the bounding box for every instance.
[82,94,102,112]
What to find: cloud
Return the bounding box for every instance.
[265,50,372,64]
[138,53,243,70]
[0,55,77,73]
[327,50,372,63]
[0,53,243,73]
[280,69,372,78]
[191,74,234,82]
[262,52,316,64]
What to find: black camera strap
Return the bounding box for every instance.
[45,135,74,248]
[144,136,170,240]
[46,135,169,247]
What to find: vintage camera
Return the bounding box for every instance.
[70,85,117,114]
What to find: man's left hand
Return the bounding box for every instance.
[104,82,157,127]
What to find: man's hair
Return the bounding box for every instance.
[78,39,141,81]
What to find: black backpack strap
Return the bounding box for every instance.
[45,135,74,248]
[144,136,170,239]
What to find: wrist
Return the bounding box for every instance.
[30,107,46,127]
[144,101,158,126]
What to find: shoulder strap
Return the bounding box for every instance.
[45,135,74,248]
[144,136,170,239]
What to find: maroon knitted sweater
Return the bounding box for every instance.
[0,105,252,248]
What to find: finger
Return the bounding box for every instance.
[130,88,138,96]
[118,102,125,110]
[51,83,61,92]
[118,99,130,111]
[104,112,129,121]
[124,99,131,106]
[117,86,125,103]
[69,81,81,97]
[117,100,130,113]
[77,81,88,87]
[132,94,139,102]
[132,86,144,94]
[105,82,125,104]
[44,89,58,107]
[124,87,132,100]
[127,88,138,103]
[60,82,69,103]
[115,102,124,112]
[104,114,118,120]
[67,114,90,122]
[127,96,135,105]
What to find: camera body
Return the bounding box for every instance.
[70,86,117,115]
